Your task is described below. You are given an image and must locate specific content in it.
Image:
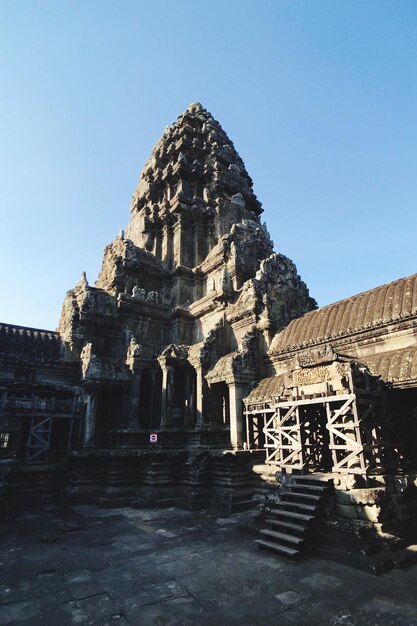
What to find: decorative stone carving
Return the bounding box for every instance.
[3,101,417,524]
[58,102,316,449]
[231,192,245,207]
[296,344,337,368]
[237,328,258,373]
[146,291,159,302]
[80,342,128,383]
[158,343,189,365]
[126,336,142,371]
[132,286,146,300]
[77,271,89,290]
[228,252,316,334]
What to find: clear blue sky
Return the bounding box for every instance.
[1,1,416,330]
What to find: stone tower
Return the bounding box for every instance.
[3,104,417,521]
[59,102,316,451]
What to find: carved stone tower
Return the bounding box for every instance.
[59,103,316,453]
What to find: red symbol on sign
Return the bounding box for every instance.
[150,432,158,443]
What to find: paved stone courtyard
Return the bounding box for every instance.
[1,505,417,626]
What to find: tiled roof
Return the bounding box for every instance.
[244,374,287,404]
[271,273,417,353]
[0,323,64,361]
[363,346,417,386]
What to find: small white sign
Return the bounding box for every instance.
[150,432,158,443]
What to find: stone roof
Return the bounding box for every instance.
[206,353,235,383]
[244,375,287,404]
[364,346,417,387]
[270,273,417,354]
[0,322,64,362]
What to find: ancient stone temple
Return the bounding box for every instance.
[58,102,315,456]
[0,103,315,511]
[1,103,417,545]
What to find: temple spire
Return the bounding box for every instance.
[126,103,262,265]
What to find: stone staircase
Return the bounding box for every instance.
[256,474,333,558]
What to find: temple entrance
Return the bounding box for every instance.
[151,369,162,429]
[172,365,197,428]
[95,387,123,446]
[211,382,230,427]
[138,369,153,429]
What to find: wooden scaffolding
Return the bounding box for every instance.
[244,365,398,477]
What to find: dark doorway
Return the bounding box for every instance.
[211,382,230,428]
[171,365,197,428]
[151,369,162,429]
[138,369,153,429]
[95,387,123,446]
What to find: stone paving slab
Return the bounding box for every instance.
[1,505,417,625]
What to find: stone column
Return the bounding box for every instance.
[173,214,183,267]
[184,368,191,422]
[149,369,156,428]
[167,366,174,427]
[83,390,96,448]
[154,228,162,261]
[189,370,196,427]
[160,365,174,428]
[228,383,247,449]
[162,221,173,268]
[194,220,202,266]
[129,369,142,428]
[194,366,204,428]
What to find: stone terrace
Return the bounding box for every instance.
[1,505,417,625]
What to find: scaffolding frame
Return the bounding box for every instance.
[0,390,80,464]
[244,370,396,477]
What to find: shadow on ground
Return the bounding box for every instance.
[1,505,417,625]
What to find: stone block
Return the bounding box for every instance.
[334,490,351,505]
[357,504,381,523]
[335,504,358,519]
[348,488,385,506]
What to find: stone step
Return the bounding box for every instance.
[255,539,299,558]
[275,501,317,512]
[290,475,331,486]
[230,499,256,513]
[282,492,322,502]
[260,528,304,544]
[266,518,307,533]
[286,483,328,493]
[266,507,314,522]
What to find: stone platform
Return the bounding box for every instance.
[2,505,417,625]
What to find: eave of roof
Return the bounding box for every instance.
[270,273,417,355]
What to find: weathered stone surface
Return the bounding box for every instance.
[54,101,316,460]
[4,504,417,626]
[3,100,417,531]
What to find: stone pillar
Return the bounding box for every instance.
[154,228,162,261]
[160,365,174,428]
[228,383,247,449]
[160,367,168,428]
[129,369,142,428]
[208,222,215,251]
[189,370,196,427]
[162,222,173,268]
[149,369,156,428]
[83,390,96,448]
[195,366,204,428]
[173,215,183,267]
[195,215,209,263]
